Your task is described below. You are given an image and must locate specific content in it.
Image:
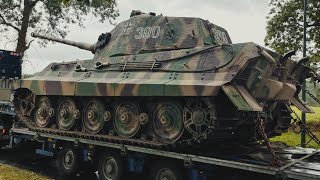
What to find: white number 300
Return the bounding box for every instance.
[135,26,161,39]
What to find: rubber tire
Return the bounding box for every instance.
[98,151,124,180]
[148,160,183,180]
[57,145,80,177]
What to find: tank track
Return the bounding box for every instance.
[14,104,166,149]
[12,87,222,151]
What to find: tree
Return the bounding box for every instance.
[265,0,320,62]
[0,0,119,57]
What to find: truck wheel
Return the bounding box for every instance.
[57,145,80,176]
[148,160,183,180]
[98,152,124,180]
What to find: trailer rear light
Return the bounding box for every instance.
[10,52,20,56]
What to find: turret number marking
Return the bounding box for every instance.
[211,28,229,44]
[135,26,161,39]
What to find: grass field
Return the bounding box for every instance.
[290,106,320,123]
[0,164,48,180]
[270,106,320,149]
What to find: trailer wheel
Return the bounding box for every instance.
[57,145,79,176]
[148,160,183,180]
[98,152,124,180]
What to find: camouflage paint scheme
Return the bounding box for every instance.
[13,11,315,144]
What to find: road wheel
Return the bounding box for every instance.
[98,151,124,180]
[57,98,79,130]
[82,99,106,134]
[34,96,54,128]
[152,101,184,143]
[57,145,80,176]
[148,160,183,180]
[114,102,141,138]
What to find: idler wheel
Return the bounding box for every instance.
[114,102,140,138]
[34,96,53,127]
[152,101,184,143]
[183,98,216,138]
[83,99,106,134]
[57,98,78,130]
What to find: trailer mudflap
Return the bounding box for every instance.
[291,97,314,113]
[222,85,262,112]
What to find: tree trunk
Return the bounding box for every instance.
[15,0,37,57]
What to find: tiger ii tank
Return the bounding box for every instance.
[13,10,316,147]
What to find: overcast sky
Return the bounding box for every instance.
[0,0,270,74]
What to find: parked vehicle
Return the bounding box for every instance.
[0,49,21,146]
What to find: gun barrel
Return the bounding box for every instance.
[31,33,94,52]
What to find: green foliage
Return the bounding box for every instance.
[265,0,320,62]
[304,81,320,106]
[60,0,96,5]
[0,0,119,56]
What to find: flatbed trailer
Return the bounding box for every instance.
[7,127,320,180]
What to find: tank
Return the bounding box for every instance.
[12,10,317,147]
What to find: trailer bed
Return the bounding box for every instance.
[10,127,320,180]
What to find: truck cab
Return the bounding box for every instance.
[0,50,21,79]
[0,49,22,146]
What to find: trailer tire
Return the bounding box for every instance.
[57,145,80,176]
[148,160,183,180]
[98,151,124,180]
